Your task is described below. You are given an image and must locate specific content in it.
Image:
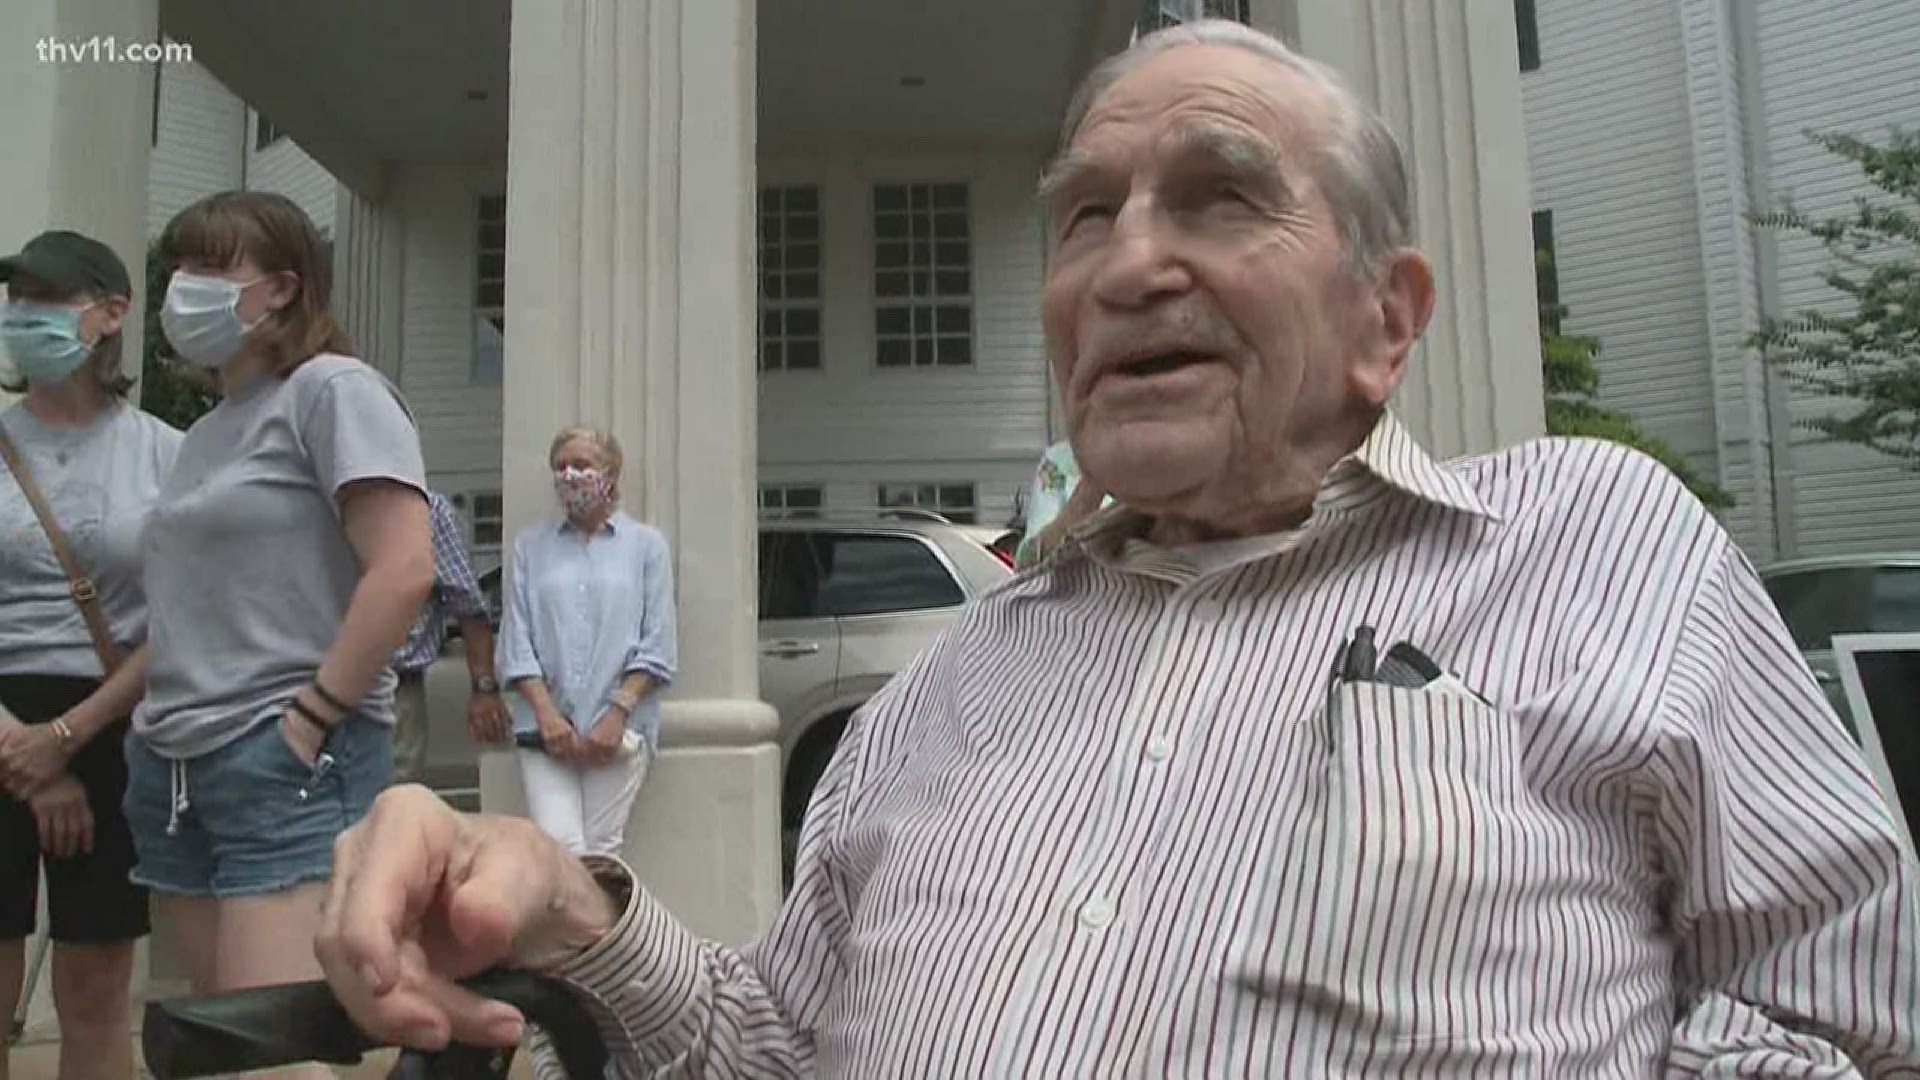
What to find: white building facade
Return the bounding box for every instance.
[148,58,336,240]
[1522,0,1920,563]
[142,42,1065,570]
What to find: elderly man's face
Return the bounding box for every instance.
[1040,44,1429,533]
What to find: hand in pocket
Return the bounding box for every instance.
[281,711,327,767]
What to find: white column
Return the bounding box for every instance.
[332,186,406,381]
[1674,0,1789,560]
[489,0,781,944]
[1252,0,1545,459]
[0,0,157,397]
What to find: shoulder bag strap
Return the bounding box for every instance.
[0,424,125,675]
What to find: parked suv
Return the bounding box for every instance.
[422,513,1015,824]
[759,513,1013,830]
[1759,552,1920,730]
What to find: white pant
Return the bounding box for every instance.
[516,748,648,857]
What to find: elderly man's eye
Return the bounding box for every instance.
[1064,203,1116,233]
[1208,182,1256,208]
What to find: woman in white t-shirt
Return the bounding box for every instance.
[0,230,182,1080]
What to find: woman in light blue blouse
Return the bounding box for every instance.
[498,426,676,856]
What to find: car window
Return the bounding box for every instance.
[1764,568,1876,651]
[1871,568,1920,634]
[814,533,965,617]
[760,531,825,621]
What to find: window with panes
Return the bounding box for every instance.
[759,186,823,371]
[872,183,973,367]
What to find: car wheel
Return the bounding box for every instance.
[780,712,853,889]
[783,712,851,832]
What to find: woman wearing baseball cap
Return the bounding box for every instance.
[0,229,183,1080]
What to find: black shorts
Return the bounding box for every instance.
[0,674,150,943]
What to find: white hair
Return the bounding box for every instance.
[1053,19,1412,277]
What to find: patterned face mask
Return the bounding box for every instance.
[554,465,613,518]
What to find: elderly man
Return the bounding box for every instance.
[315,21,1918,1077]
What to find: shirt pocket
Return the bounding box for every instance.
[1228,683,1555,1051]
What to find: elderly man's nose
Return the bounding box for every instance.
[1090,212,1191,308]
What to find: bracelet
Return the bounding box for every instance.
[607,691,638,716]
[310,679,352,715]
[287,695,335,733]
[48,717,76,750]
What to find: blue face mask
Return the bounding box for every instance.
[0,300,96,385]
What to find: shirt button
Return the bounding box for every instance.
[1079,896,1116,930]
[1144,735,1173,763]
[1193,598,1224,621]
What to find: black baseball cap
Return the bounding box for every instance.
[0,230,133,299]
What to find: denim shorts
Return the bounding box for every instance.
[123,715,392,897]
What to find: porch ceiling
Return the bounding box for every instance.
[161,0,511,193]
[160,0,1133,193]
[758,0,1135,150]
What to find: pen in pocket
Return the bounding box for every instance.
[1324,624,1377,753]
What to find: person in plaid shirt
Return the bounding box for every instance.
[389,489,510,783]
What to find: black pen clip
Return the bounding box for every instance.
[1325,624,1378,754]
[1342,625,1378,682]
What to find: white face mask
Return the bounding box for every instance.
[160,271,269,369]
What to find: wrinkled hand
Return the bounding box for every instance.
[315,785,617,1054]
[536,709,578,764]
[466,692,510,746]
[3,724,72,797]
[581,710,626,766]
[29,774,94,858]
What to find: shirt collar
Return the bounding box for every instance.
[1066,411,1500,567]
[1329,411,1499,521]
[557,512,623,537]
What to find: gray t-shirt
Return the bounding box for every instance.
[133,354,426,758]
[0,403,183,678]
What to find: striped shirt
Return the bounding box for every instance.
[550,414,1920,1077]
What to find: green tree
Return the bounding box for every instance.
[1749,130,1919,469]
[138,242,217,430]
[1539,250,1736,510]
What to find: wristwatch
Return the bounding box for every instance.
[472,675,501,695]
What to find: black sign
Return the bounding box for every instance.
[1851,647,1920,849]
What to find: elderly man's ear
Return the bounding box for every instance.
[1349,249,1436,408]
